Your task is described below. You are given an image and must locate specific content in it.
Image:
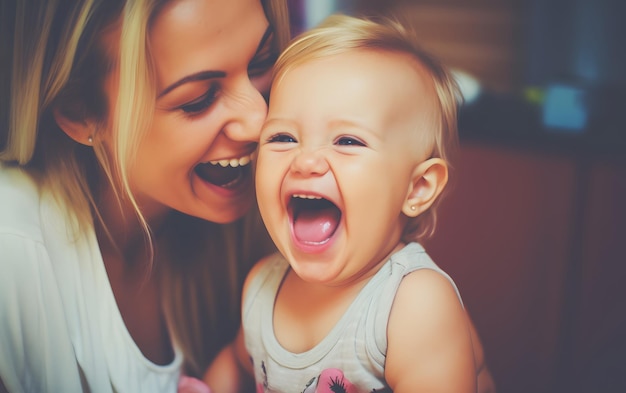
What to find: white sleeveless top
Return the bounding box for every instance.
[242,243,463,392]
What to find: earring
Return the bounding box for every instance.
[410,206,416,211]
[88,135,93,144]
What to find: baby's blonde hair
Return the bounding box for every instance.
[272,14,461,241]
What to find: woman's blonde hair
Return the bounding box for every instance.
[273,14,460,242]
[1,0,290,376]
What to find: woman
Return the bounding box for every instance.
[0,0,289,391]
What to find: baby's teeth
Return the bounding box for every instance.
[239,156,250,166]
[219,159,230,167]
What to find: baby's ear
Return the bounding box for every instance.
[402,158,448,217]
[53,108,95,146]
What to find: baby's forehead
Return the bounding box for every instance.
[273,49,437,109]
[274,48,435,97]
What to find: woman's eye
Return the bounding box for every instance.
[267,133,297,143]
[248,31,279,102]
[248,31,278,78]
[248,51,278,79]
[336,136,366,146]
[249,53,278,103]
[180,83,220,115]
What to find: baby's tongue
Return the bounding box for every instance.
[293,208,340,243]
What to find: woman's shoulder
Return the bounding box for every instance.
[0,164,40,198]
[0,166,53,278]
[0,165,77,271]
[0,165,44,240]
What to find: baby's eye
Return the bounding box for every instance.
[267,133,297,143]
[179,83,220,115]
[335,136,366,146]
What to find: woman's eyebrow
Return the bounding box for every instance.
[158,70,226,98]
[158,26,272,98]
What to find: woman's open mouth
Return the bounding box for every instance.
[289,194,341,245]
[194,155,252,189]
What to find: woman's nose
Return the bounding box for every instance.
[290,149,329,177]
[222,77,268,142]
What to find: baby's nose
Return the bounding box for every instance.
[290,149,329,177]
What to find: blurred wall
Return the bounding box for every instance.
[424,144,626,393]
[357,0,526,93]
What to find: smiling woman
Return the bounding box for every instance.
[0,0,290,392]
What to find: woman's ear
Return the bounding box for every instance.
[53,108,94,146]
[402,158,448,217]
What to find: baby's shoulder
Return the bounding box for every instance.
[398,268,459,303]
[248,251,287,279]
[242,252,288,297]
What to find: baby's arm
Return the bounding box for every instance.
[467,312,497,393]
[203,256,274,393]
[203,327,254,393]
[385,269,477,392]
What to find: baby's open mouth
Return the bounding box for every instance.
[290,195,341,244]
[195,155,252,188]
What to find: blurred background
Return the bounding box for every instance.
[288,1,626,392]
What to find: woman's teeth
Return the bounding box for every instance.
[208,154,251,168]
[292,194,322,200]
[195,154,254,187]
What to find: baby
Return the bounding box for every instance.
[204,14,495,393]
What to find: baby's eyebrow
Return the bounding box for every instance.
[261,118,289,131]
[158,70,226,98]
